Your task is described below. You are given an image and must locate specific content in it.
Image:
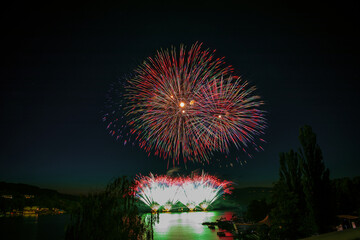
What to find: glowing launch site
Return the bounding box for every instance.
[133,173,232,212]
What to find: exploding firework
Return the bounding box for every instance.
[134,174,180,212]
[133,173,232,211]
[178,174,232,211]
[104,42,266,165]
[195,76,266,157]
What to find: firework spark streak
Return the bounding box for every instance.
[133,174,180,211]
[133,173,232,211]
[104,42,266,165]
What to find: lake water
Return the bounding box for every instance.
[0,211,235,239]
[147,210,235,240]
[0,214,70,240]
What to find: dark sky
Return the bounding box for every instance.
[1,1,359,194]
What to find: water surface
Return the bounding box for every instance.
[146,210,234,240]
[0,214,69,240]
[0,210,234,239]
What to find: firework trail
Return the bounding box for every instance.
[195,76,266,155]
[103,80,131,145]
[177,180,204,211]
[134,174,180,211]
[104,42,266,165]
[134,173,232,211]
[179,174,232,211]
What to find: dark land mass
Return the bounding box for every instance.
[0,182,79,213]
[227,187,272,205]
[1,181,272,214]
[211,187,273,211]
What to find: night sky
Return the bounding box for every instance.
[1,1,359,194]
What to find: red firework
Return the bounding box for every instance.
[106,42,266,165]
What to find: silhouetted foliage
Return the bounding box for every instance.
[269,126,336,239]
[332,176,360,215]
[246,198,270,222]
[269,150,313,239]
[299,125,335,233]
[253,225,271,240]
[65,176,153,240]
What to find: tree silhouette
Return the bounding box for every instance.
[269,125,336,239]
[299,125,335,233]
[270,150,313,239]
[65,176,153,240]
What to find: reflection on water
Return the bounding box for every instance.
[0,211,234,240]
[145,211,234,240]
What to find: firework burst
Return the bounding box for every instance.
[195,76,266,156]
[133,173,232,211]
[134,174,180,211]
[104,42,266,165]
[179,174,232,211]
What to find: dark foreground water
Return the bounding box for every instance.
[0,214,70,240]
[0,210,234,240]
